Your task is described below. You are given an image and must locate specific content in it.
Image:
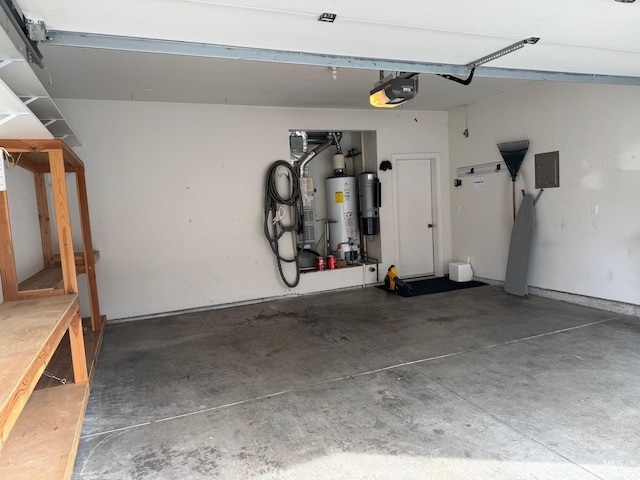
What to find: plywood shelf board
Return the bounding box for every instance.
[18,252,100,294]
[0,383,89,480]
[0,295,79,447]
[18,267,64,292]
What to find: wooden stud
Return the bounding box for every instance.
[18,288,66,299]
[0,139,84,171]
[48,149,78,295]
[0,190,19,300]
[0,139,64,153]
[76,170,102,331]
[34,172,55,267]
[68,310,88,384]
[52,250,100,273]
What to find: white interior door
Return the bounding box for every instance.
[395,156,435,278]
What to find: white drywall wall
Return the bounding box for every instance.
[54,100,450,320]
[8,167,43,281]
[0,161,44,304]
[449,82,640,305]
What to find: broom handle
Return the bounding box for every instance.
[512,182,516,222]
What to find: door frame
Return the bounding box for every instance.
[391,152,444,278]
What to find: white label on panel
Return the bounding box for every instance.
[344,212,357,238]
[473,176,485,189]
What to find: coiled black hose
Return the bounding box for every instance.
[263,160,303,287]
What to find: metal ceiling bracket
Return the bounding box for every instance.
[438,37,539,86]
[0,0,45,67]
[438,67,475,86]
[0,113,21,126]
[467,37,540,69]
[20,95,41,106]
[25,19,47,42]
[318,13,337,23]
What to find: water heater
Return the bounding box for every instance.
[326,176,360,261]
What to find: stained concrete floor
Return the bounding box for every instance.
[73,285,640,480]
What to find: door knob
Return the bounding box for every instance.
[428,223,433,228]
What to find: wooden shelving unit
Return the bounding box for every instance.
[0,139,105,479]
[0,296,89,479]
[0,384,89,479]
[0,139,102,331]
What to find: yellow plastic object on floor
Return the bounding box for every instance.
[384,265,399,292]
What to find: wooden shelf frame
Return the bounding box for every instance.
[0,295,90,479]
[0,140,105,479]
[0,295,87,448]
[0,139,102,331]
[0,383,89,479]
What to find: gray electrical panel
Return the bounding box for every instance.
[535,151,560,188]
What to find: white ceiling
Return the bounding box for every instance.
[3,0,640,115]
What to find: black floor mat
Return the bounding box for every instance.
[378,276,487,297]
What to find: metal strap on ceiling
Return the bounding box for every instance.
[45,30,640,86]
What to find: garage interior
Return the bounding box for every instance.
[0,1,639,479]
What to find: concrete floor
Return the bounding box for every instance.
[73,285,640,480]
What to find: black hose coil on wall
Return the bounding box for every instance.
[263,160,303,288]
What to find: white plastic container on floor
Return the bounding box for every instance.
[449,262,473,282]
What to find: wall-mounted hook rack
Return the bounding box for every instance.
[456,161,504,178]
